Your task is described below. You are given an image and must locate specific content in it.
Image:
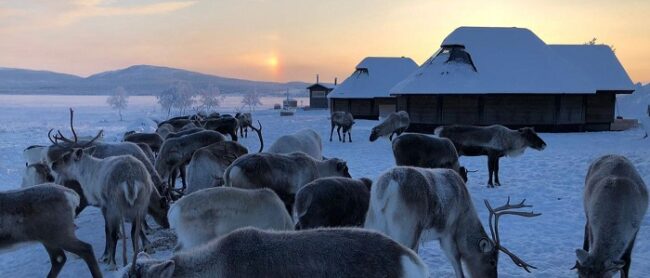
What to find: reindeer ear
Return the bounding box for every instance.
[478,238,494,253]
[575,249,589,265]
[336,161,347,171]
[73,148,84,161]
[84,146,97,156]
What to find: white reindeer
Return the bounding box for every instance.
[169,187,293,250]
[365,166,541,278]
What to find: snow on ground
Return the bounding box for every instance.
[1,95,649,277]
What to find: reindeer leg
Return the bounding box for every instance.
[60,237,102,278]
[180,166,188,192]
[337,126,342,142]
[621,233,637,278]
[494,157,501,186]
[440,236,465,278]
[329,123,335,142]
[131,216,142,273]
[44,245,66,278]
[100,208,110,262]
[389,132,394,141]
[105,211,121,270]
[348,129,352,142]
[487,156,495,188]
[140,227,152,253]
[582,222,590,251]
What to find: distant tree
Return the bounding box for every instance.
[157,81,196,117]
[197,83,224,113]
[242,90,262,111]
[585,37,616,53]
[107,86,129,121]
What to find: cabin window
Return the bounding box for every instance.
[435,45,477,72]
[354,68,369,76]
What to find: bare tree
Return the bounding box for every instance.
[157,81,196,117]
[242,90,262,111]
[198,83,224,113]
[107,86,129,121]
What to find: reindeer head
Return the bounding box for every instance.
[320,158,351,178]
[464,198,541,278]
[46,109,103,178]
[122,252,174,278]
[518,127,546,151]
[573,249,625,278]
[369,127,382,142]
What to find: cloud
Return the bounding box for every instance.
[54,0,197,26]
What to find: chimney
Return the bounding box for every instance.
[316,74,319,84]
[334,77,338,86]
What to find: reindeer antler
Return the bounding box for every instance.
[48,108,103,148]
[484,197,541,273]
[249,120,263,152]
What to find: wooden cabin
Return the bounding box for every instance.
[390,27,635,132]
[307,82,335,109]
[328,57,418,120]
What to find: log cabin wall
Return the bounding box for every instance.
[396,93,617,132]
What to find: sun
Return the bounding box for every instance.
[266,56,279,68]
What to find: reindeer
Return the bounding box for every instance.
[267,128,323,159]
[202,117,240,141]
[169,187,294,251]
[369,111,410,141]
[155,123,174,139]
[392,133,469,182]
[224,152,351,213]
[574,155,648,278]
[295,177,372,230]
[365,166,541,278]
[125,227,429,278]
[21,162,54,187]
[45,110,156,271]
[0,184,102,278]
[23,145,47,165]
[155,130,226,193]
[235,112,253,138]
[186,141,249,194]
[123,132,164,154]
[330,111,354,143]
[435,124,546,187]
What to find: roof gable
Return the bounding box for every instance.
[329,57,418,99]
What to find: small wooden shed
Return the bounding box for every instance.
[307,81,335,109]
[328,57,418,119]
[390,27,635,132]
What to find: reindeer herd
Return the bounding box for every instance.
[1,108,647,278]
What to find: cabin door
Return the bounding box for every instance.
[378,104,396,119]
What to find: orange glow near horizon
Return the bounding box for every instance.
[1,0,649,83]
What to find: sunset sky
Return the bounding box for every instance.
[1,0,649,83]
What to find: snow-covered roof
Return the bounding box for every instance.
[328,57,418,99]
[550,45,634,93]
[391,27,633,95]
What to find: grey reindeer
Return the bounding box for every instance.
[124,227,429,278]
[224,151,351,213]
[0,184,102,278]
[574,155,648,278]
[47,126,152,272]
[392,133,469,182]
[168,187,293,251]
[267,128,323,160]
[436,124,546,187]
[365,166,541,278]
[330,111,354,143]
[369,110,410,141]
[185,141,249,194]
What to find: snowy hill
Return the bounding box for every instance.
[617,83,650,118]
[0,65,309,95]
